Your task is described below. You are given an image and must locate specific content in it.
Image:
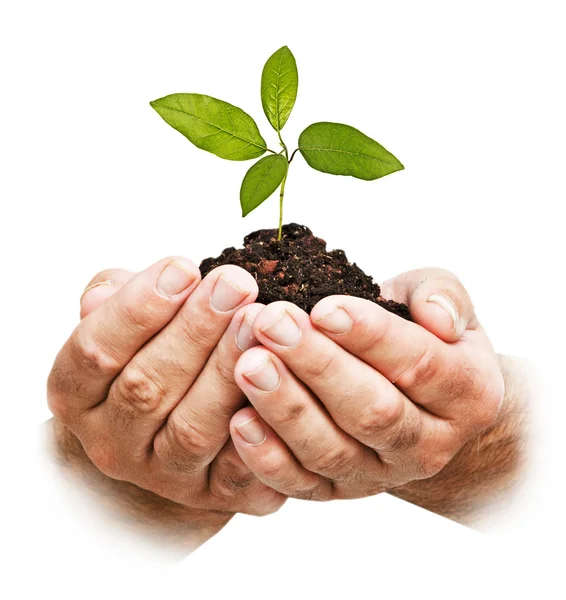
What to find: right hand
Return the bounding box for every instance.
[47,257,285,516]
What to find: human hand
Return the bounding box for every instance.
[47,257,285,516]
[228,269,505,504]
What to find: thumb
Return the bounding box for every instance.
[381,268,479,343]
[80,268,135,319]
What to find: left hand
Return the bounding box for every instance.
[228,268,505,500]
[48,259,285,517]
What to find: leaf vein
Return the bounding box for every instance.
[158,105,266,151]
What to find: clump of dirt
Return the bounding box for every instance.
[200,223,410,319]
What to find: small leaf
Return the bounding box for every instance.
[261,46,298,132]
[240,154,288,217]
[298,122,404,180]
[150,93,267,161]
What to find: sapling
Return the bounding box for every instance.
[150,46,404,241]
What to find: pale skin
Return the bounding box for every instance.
[46,258,529,553]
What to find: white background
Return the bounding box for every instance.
[1,0,565,598]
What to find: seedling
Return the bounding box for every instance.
[150,46,403,241]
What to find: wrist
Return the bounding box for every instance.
[44,419,233,555]
[389,354,530,526]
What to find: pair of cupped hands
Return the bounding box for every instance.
[48,256,504,516]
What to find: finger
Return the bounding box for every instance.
[234,354,453,489]
[230,407,332,501]
[310,295,495,418]
[207,438,286,516]
[234,346,386,494]
[381,268,479,342]
[103,265,258,460]
[80,269,134,319]
[152,302,263,471]
[251,302,430,455]
[47,257,201,425]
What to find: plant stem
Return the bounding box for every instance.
[277,130,289,160]
[288,148,299,163]
[276,128,290,240]
[278,169,288,241]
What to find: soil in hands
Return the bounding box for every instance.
[200,223,411,319]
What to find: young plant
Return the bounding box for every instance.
[150,46,403,241]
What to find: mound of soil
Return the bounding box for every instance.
[200,223,410,319]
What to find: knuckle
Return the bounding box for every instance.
[87,443,121,479]
[47,389,72,424]
[383,422,421,453]
[357,397,404,441]
[122,300,161,333]
[355,313,390,355]
[453,366,485,400]
[216,453,245,473]
[395,348,439,389]
[474,370,505,430]
[166,414,212,462]
[288,479,326,501]
[249,496,286,517]
[307,445,360,478]
[117,364,167,414]
[238,487,286,516]
[210,355,237,389]
[269,399,308,429]
[257,449,288,481]
[302,352,336,382]
[177,312,216,353]
[210,471,254,500]
[380,404,422,452]
[46,363,75,423]
[72,329,121,377]
[419,451,453,479]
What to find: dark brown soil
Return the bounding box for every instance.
[200,223,411,319]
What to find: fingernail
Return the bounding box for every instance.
[236,314,259,351]
[260,310,301,347]
[211,276,249,313]
[314,307,353,335]
[235,417,266,446]
[427,294,459,332]
[81,279,114,301]
[243,355,280,392]
[156,261,196,297]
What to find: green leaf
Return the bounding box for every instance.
[150,93,267,161]
[261,46,298,132]
[298,122,404,180]
[240,154,288,217]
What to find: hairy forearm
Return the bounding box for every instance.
[389,355,530,526]
[44,419,233,555]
